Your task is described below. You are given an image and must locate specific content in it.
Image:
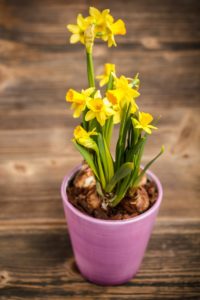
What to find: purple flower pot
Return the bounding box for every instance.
[61,166,163,285]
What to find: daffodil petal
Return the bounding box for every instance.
[89,7,101,18]
[77,14,84,28]
[143,127,152,134]
[73,105,84,118]
[111,19,126,35]
[82,87,95,96]
[148,125,158,130]
[97,112,106,126]
[70,34,80,44]
[113,111,121,124]
[85,110,95,121]
[94,90,102,98]
[67,24,79,34]
[99,77,108,87]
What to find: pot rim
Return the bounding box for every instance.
[61,164,163,225]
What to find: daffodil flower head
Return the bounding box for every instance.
[67,7,126,49]
[85,97,114,126]
[115,76,140,100]
[106,75,140,108]
[89,7,126,48]
[112,105,121,124]
[67,14,91,44]
[73,125,98,151]
[89,7,113,33]
[66,87,95,118]
[96,63,116,87]
[106,19,126,47]
[132,112,158,134]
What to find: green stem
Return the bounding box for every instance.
[115,103,131,171]
[86,51,95,88]
[104,73,114,146]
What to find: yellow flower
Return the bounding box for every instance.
[89,7,126,47]
[106,19,126,47]
[107,75,140,108]
[67,7,126,48]
[110,100,137,125]
[130,102,138,114]
[67,14,91,44]
[85,97,114,126]
[89,7,113,31]
[132,112,157,134]
[112,105,121,124]
[66,87,95,118]
[96,63,116,87]
[74,125,98,151]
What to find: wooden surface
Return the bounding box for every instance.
[0,0,200,299]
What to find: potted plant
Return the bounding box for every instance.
[61,7,164,285]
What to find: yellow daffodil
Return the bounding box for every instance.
[67,7,126,48]
[130,102,138,114]
[110,100,137,124]
[89,7,126,47]
[89,7,113,33]
[106,19,126,47]
[66,87,95,118]
[112,105,121,124]
[107,75,140,108]
[67,14,91,44]
[85,97,114,126]
[74,125,98,151]
[132,112,157,134]
[96,63,116,87]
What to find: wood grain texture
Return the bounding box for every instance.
[0,0,200,299]
[0,220,200,300]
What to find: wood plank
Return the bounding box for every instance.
[1,106,199,158]
[0,0,199,47]
[0,48,199,110]
[0,220,199,299]
[0,155,199,220]
[0,0,200,298]
[0,106,199,220]
[0,146,199,220]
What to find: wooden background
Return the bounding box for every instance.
[0,0,200,299]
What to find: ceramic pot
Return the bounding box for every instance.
[61,165,163,285]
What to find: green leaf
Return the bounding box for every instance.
[129,137,147,187]
[86,52,95,88]
[103,116,113,147]
[97,133,114,183]
[97,133,109,181]
[105,162,134,193]
[133,145,165,187]
[109,175,131,207]
[96,180,104,197]
[96,155,106,189]
[103,135,114,179]
[106,73,114,91]
[115,104,130,170]
[125,136,146,162]
[73,141,99,179]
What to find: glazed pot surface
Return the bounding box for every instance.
[61,166,163,285]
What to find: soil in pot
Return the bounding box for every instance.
[67,163,158,220]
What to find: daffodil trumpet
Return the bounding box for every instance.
[66,7,164,207]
